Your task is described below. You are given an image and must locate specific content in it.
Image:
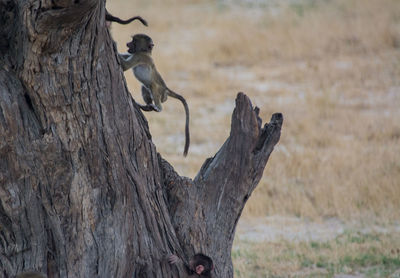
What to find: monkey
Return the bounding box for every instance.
[118,34,190,157]
[105,10,148,29]
[16,271,47,278]
[167,253,214,277]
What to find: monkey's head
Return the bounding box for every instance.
[127,34,154,54]
[189,253,214,276]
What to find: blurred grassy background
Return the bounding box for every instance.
[107,0,400,275]
[108,0,400,222]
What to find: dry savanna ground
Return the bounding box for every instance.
[107,0,400,276]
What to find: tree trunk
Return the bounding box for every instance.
[0,1,283,277]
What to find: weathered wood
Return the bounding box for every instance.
[162,95,282,277]
[0,1,283,277]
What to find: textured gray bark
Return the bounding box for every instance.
[0,1,283,277]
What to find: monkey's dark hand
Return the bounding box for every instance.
[167,254,180,265]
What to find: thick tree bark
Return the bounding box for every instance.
[0,1,283,277]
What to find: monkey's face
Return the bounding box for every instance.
[189,255,214,276]
[195,265,205,275]
[127,34,154,54]
[189,260,206,275]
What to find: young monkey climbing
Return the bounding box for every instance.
[167,253,214,277]
[118,34,190,156]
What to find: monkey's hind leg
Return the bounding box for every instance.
[138,86,161,112]
[138,104,157,111]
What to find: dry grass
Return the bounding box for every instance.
[233,228,400,277]
[107,0,400,222]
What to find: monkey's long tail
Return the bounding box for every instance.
[106,13,148,26]
[167,90,190,157]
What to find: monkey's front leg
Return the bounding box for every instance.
[118,53,133,71]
